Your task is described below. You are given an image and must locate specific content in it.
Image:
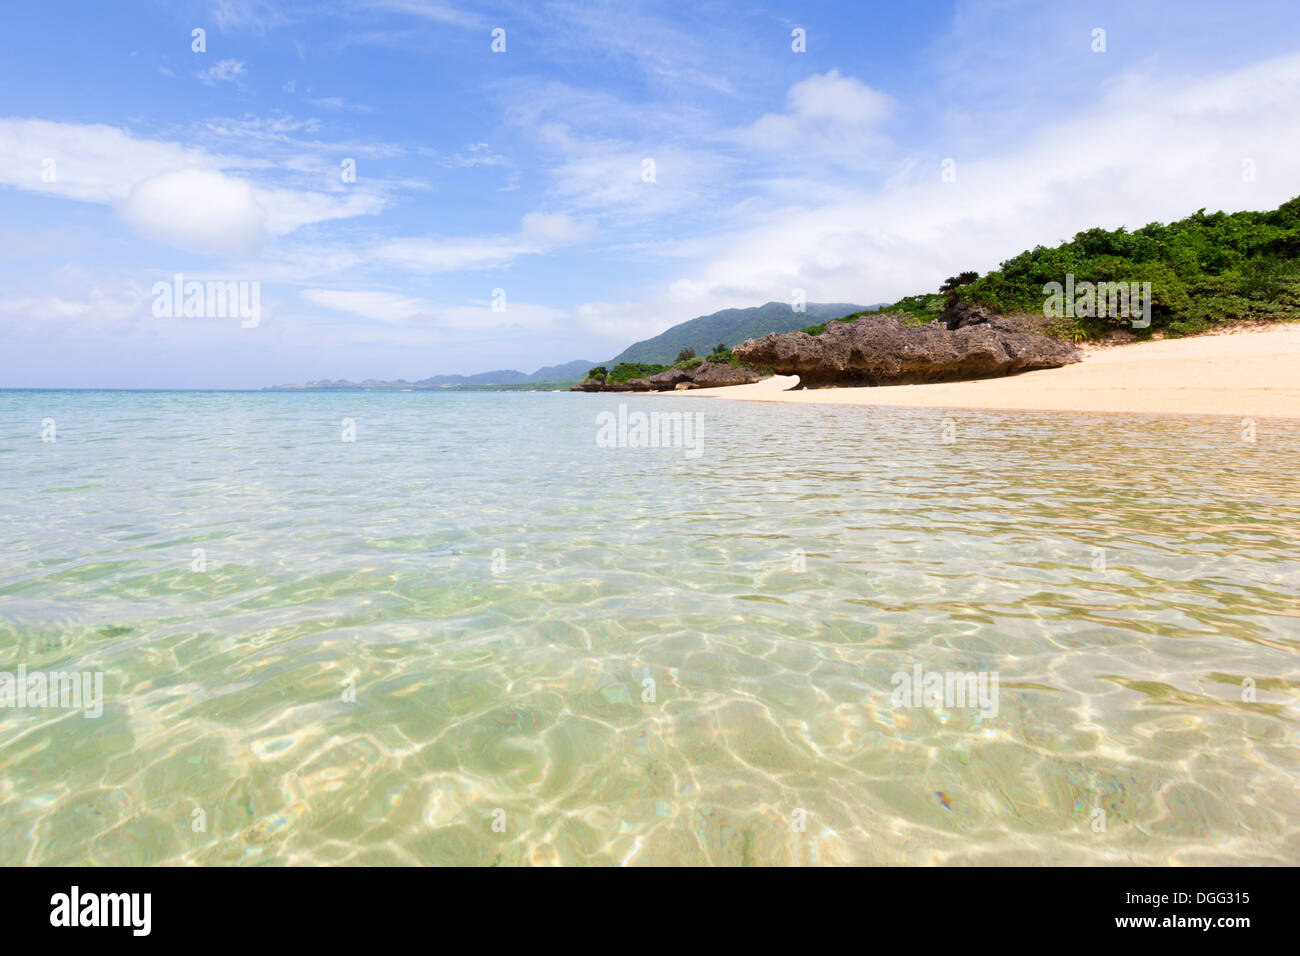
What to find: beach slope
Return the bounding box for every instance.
[678,324,1300,418]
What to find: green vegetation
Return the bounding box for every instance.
[675,347,696,363]
[959,199,1300,337]
[585,365,609,381]
[828,197,1300,341]
[885,293,949,324]
[607,361,669,383]
[705,342,735,364]
[939,271,980,303]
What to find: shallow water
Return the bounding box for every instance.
[0,389,1297,865]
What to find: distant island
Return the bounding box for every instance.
[266,359,597,392]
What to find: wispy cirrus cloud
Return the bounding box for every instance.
[301,287,567,331]
[308,96,373,112]
[370,211,592,271]
[363,0,483,28]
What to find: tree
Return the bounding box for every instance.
[675,347,696,363]
[939,271,980,302]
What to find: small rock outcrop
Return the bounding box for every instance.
[687,362,768,388]
[645,362,766,390]
[645,367,694,390]
[572,361,769,391]
[733,306,1079,387]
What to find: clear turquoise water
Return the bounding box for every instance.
[0,390,1297,865]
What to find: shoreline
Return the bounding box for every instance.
[669,323,1300,419]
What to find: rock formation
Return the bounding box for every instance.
[733,305,1080,387]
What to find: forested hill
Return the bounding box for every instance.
[608,301,880,365]
[868,196,1300,338]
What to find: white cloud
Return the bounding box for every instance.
[370,237,535,272]
[366,0,482,29]
[7,29,1300,380]
[0,119,213,203]
[502,83,738,224]
[371,212,589,272]
[606,52,1300,330]
[302,288,567,331]
[546,142,733,222]
[0,268,151,333]
[222,210,584,286]
[519,211,590,243]
[308,96,372,112]
[736,70,894,157]
[519,1,736,95]
[301,288,427,322]
[120,168,266,253]
[212,0,298,33]
[254,185,387,236]
[788,70,893,126]
[197,58,246,85]
[0,118,392,252]
[427,142,510,170]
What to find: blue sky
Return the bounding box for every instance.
[3,0,1300,387]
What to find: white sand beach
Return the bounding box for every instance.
[676,323,1300,418]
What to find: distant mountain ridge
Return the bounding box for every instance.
[608,301,879,365]
[268,359,596,390]
[267,302,880,390]
[412,359,596,387]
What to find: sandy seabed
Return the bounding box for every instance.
[674,323,1300,419]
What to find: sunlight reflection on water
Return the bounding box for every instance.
[0,390,1297,865]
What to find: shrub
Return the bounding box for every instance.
[946,198,1300,335]
[607,362,668,383]
[939,271,980,303]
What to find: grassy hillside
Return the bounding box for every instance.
[609,301,880,365]
[851,197,1300,340]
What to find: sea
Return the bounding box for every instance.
[1,389,1296,865]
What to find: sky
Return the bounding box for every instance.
[3,0,1300,388]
